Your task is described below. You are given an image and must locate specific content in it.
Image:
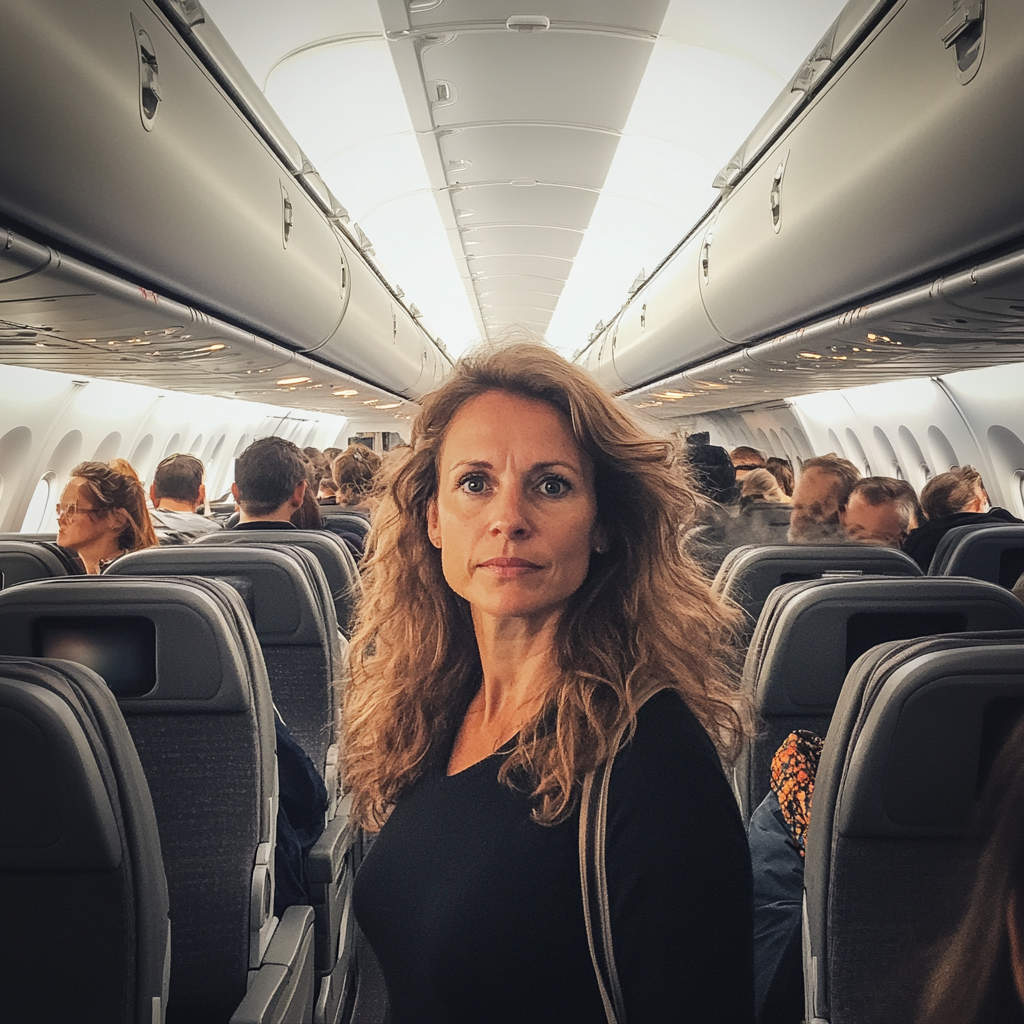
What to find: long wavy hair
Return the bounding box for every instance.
[71,460,159,552]
[918,714,1024,1024]
[342,343,747,829]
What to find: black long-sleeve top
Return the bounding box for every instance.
[352,690,755,1023]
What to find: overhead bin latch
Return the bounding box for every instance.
[131,14,162,131]
[280,183,294,249]
[940,0,986,84]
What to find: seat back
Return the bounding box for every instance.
[0,577,277,1024]
[803,631,1024,1024]
[319,509,370,558]
[195,529,361,637]
[929,523,1024,586]
[108,545,341,774]
[0,532,58,543]
[713,544,921,635]
[738,576,1024,819]
[0,540,69,588]
[0,655,170,1024]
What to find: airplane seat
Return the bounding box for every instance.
[737,575,1024,820]
[929,523,1024,587]
[0,533,58,543]
[0,577,316,1024]
[0,655,170,1024]
[713,544,922,642]
[0,540,70,587]
[318,510,370,559]
[734,502,793,541]
[195,530,361,639]
[106,546,340,776]
[803,630,1024,1024]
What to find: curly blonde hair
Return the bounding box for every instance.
[342,343,747,829]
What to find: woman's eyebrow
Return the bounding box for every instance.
[448,459,492,472]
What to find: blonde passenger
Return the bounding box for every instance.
[741,468,791,506]
[56,459,158,573]
[345,343,754,1022]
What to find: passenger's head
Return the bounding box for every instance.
[290,486,323,529]
[317,477,338,501]
[150,452,205,511]
[730,445,767,481]
[331,445,381,508]
[741,468,790,504]
[232,437,308,520]
[57,460,158,571]
[345,342,745,829]
[303,447,329,489]
[686,437,738,506]
[765,456,795,497]
[919,713,1024,1024]
[921,466,989,520]
[788,454,861,543]
[841,476,921,548]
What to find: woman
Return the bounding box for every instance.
[56,459,158,573]
[331,444,381,512]
[346,343,754,1023]
[740,468,792,507]
[765,457,795,498]
[919,714,1024,1024]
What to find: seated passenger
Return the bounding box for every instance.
[290,486,323,530]
[788,455,861,544]
[230,437,308,531]
[918,713,1024,1024]
[147,453,222,543]
[903,466,1021,571]
[332,444,381,514]
[56,460,158,573]
[347,343,755,1023]
[684,434,741,572]
[317,477,338,504]
[749,731,824,1024]
[731,445,768,482]
[765,457,795,497]
[841,476,920,549]
[741,469,792,507]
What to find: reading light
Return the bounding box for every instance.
[506,15,550,32]
[333,388,359,397]
[377,402,401,409]
[798,351,822,360]
[276,376,311,385]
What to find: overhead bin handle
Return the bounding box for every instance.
[940,0,983,47]
[131,14,162,129]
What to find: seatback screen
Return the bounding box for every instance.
[33,616,156,698]
[844,611,968,671]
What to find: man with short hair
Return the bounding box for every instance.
[841,477,920,549]
[231,437,308,530]
[149,453,222,543]
[903,465,1020,570]
[787,454,861,544]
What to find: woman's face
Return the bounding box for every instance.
[56,478,121,553]
[428,390,605,627]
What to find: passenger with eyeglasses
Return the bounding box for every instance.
[56,460,158,573]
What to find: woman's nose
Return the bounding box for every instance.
[488,487,531,538]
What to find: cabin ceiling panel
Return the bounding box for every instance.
[407,0,668,34]
[440,125,619,189]
[452,183,598,230]
[421,34,652,130]
[465,226,582,260]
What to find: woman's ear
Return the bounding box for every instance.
[427,498,442,549]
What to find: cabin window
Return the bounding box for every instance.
[22,473,56,533]
[161,433,181,459]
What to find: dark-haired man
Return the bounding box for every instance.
[231,437,308,530]
[149,453,222,543]
[841,476,921,549]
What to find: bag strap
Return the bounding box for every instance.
[580,751,627,1024]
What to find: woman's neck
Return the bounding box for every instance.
[74,537,124,574]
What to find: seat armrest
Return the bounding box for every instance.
[307,812,357,886]
[231,905,316,1024]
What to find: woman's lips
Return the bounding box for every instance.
[478,556,542,577]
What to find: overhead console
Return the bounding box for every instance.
[0,0,449,399]
[581,0,1024,402]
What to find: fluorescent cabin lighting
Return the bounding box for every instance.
[546,0,848,354]
[265,33,480,355]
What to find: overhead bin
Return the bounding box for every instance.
[700,0,1024,343]
[585,221,728,392]
[0,0,446,398]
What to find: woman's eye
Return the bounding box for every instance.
[539,476,570,497]
[458,474,487,494]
